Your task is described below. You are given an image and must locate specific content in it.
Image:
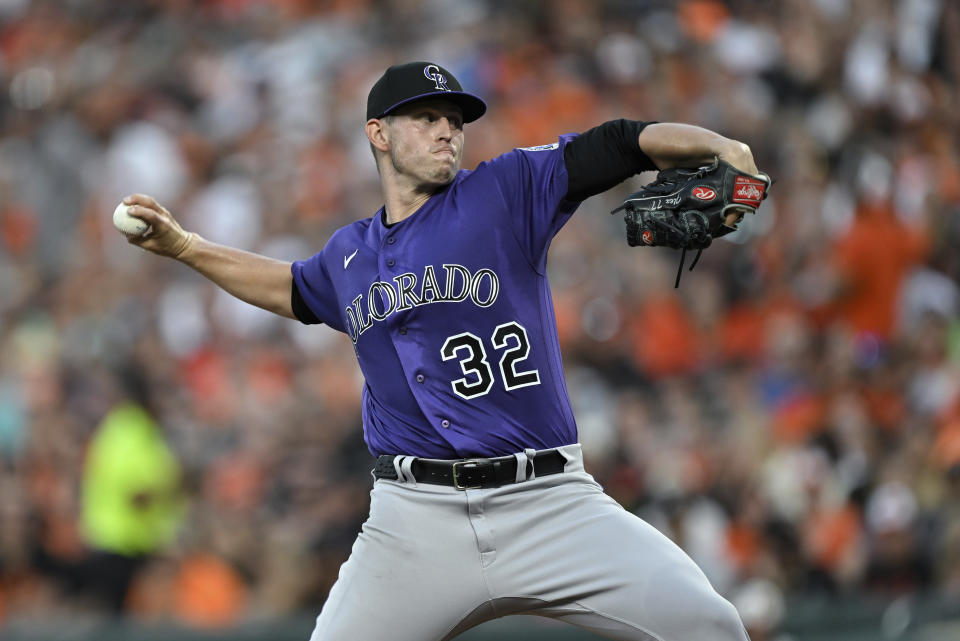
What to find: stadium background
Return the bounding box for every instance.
[1,0,959,639]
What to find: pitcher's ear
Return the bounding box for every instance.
[366,118,389,152]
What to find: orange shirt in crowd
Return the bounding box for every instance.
[804,503,862,573]
[173,554,247,628]
[631,293,700,377]
[933,419,960,470]
[716,303,767,365]
[830,202,929,338]
[726,520,763,572]
[772,393,825,444]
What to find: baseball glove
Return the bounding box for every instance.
[611,157,771,287]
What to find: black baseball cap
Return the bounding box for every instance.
[366,61,487,123]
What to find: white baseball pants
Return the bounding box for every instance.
[309,443,749,641]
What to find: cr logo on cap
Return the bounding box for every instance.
[424,65,450,91]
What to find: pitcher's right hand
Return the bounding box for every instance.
[121,194,197,259]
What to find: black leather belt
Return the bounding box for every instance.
[372,449,567,490]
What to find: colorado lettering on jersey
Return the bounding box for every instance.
[344,264,501,343]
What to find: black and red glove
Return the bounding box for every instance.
[612,158,771,287]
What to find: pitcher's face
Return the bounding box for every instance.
[384,99,464,188]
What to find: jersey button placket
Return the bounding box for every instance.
[440,419,450,429]
[416,374,424,383]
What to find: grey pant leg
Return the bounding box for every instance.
[484,463,748,641]
[309,480,491,641]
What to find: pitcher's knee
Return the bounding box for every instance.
[644,587,749,641]
[694,595,748,641]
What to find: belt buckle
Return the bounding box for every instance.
[452,459,485,490]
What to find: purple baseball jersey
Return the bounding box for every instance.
[292,135,583,458]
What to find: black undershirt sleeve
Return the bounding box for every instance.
[291,280,321,324]
[563,119,658,202]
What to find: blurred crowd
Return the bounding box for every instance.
[1,0,959,637]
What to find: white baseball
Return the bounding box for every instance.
[112,202,148,236]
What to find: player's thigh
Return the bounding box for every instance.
[571,504,745,641]
[310,481,490,641]
[490,475,747,641]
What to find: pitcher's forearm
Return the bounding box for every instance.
[638,123,758,174]
[178,235,296,319]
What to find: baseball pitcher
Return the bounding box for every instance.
[121,61,769,641]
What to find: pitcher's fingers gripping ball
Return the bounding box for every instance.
[113,202,149,236]
[612,157,771,286]
[113,194,197,258]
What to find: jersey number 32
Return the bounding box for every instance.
[440,321,541,399]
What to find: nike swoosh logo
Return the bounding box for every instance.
[343,248,359,269]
